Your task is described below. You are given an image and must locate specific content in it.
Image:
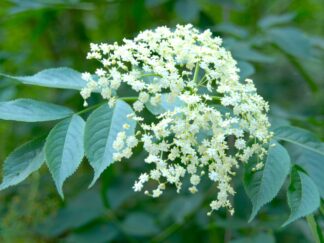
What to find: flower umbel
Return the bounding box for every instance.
[81,24,272,215]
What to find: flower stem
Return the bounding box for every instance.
[193,62,200,83]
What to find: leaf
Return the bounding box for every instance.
[294,148,324,198]
[237,61,255,80]
[0,137,45,190]
[274,125,324,156]
[145,93,185,115]
[230,232,275,243]
[162,194,203,224]
[0,99,73,122]
[175,0,200,22]
[0,67,86,90]
[214,23,248,38]
[63,223,118,243]
[225,40,274,63]
[268,27,312,59]
[84,100,136,187]
[121,212,159,236]
[283,168,320,226]
[0,86,16,101]
[45,115,85,197]
[244,141,291,221]
[37,189,105,237]
[258,13,296,29]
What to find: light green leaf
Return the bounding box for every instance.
[121,212,159,236]
[45,115,85,197]
[283,168,320,226]
[244,141,291,221]
[214,23,248,38]
[237,61,255,80]
[0,99,73,122]
[268,27,312,59]
[294,148,324,198]
[175,0,200,22]
[145,93,185,115]
[0,67,86,90]
[0,137,45,190]
[224,39,274,63]
[274,125,324,156]
[258,13,296,29]
[84,100,136,187]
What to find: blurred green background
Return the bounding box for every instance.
[0,0,323,242]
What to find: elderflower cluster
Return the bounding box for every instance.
[81,24,272,215]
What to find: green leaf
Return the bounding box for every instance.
[258,13,296,29]
[294,148,324,198]
[0,67,86,90]
[174,0,200,22]
[244,141,291,221]
[163,194,203,224]
[237,61,255,80]
[145,93,185,115]
[121,212,159,236]
[230,232,275,243]
[37,189,105,237]
[63,223,118,243]
[268,27,312,59]
[214,23,248,38]
[0,137,45,190]
[224,39,274,63]
[274,125,324,156]
[45,115,85,197]
[0,99,73,122]
[283,167,320,226]
[84,100,136,187]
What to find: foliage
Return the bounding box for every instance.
[0,0,323,242]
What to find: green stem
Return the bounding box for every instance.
[121,96,138,103]
[193,62,200,83]
[76,96,138,115]
[139,73,162,78]
[306,214,324,243]
[212,96,221,102]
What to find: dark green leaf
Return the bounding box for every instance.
[268,27,312,59]
[37,189,106,237]
[63,223,118,243]
[121,212,159,236]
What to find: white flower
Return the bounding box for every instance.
[133,101,144,112]
[209,171,218,182]
[235,138,246,150]
[81,24,272,215]
[133,181,143,192]
[190,175,200,186]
